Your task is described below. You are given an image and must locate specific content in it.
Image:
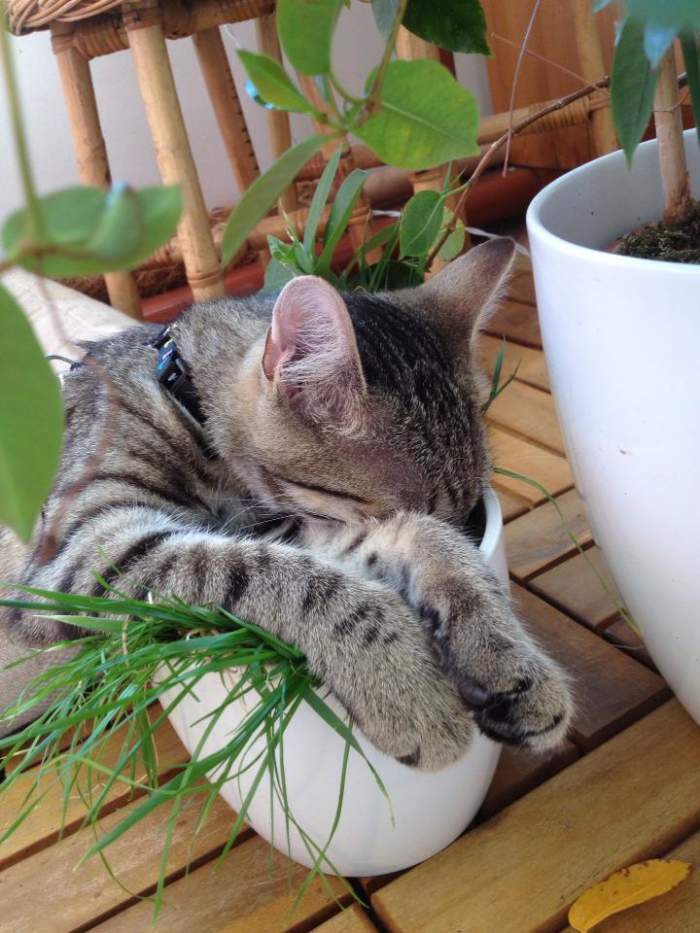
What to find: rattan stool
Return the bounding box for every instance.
[7,0,296,318]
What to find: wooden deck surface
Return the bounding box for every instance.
[3,255,699,932]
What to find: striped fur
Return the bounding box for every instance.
[0,241,573,762]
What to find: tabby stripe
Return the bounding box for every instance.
[301,573,342,614]
[91,530,178,596]
[340,530,367,556]
[117,400,214,477]
[90,471,204,512]
[52,500,155,561]
[224,559,250,608]
[333,603,369,637]
[122,449,213,513]
[136,549,180,601]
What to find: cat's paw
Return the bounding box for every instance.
[461,657,573,752]
[323,587,476,772]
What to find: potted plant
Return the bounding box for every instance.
[526,3,700,723]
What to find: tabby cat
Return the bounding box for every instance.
[0,238,573,765]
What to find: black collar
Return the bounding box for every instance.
[152,326,206,426]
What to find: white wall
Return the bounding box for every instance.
[1,5,491,218]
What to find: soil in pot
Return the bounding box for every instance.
[615,198,700,264]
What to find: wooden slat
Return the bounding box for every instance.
[528,546,622,630]
[489,427,574,504]
[505,488,592,581]
[0,714,187,870]
[506,268,537,306]
[92,835,349,933]
[560,830,700,932]
[488,380,565,454]
[312,904,379,932]
[485,298,542,348]
[0,790,243,933]
[513,586,670,752]
[371,702,700,933]
[604,619,657,671]
[496,486,530,523]
[478,741,578,822]
[478,333,549,392]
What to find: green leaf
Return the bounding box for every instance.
[403,0,490,55]
[3,186,182,277]
[681,33,700,148]
[0,285,63,540]
[355,60,479,170]
[304,148,341,251]
[221,134,327,265]
[263,257,297,291]
[399,190,444,258]
[130,187,183,266]
[610,17,658,164]
[317,168,367,275]
[626,1,700,33]
[437,211,466,262]
[238,51,316,113]
[643,23,678,68]
[372,0,398,40]
[372,260,423,290]
[85,183,143,263]
[3,187,104,255]
[276,0,343,75]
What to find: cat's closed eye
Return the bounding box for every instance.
[260,466,378,522]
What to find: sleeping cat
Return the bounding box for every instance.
[0,238,573,766]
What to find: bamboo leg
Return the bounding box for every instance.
[192,27,259,192]
[654,48,691,224]
[571,0,617,155]
[51,24,141,318]
[255,14,297,212]
[123,2,224,301]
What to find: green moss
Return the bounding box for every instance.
[616,198,700,264]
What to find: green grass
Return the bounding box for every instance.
[0,587,387,917]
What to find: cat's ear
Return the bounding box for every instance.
[411,238,517,359]
[262,275,367,428]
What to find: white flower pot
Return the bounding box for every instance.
[160,487,505,876]
[527,128,700,725]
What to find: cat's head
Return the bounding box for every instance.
[219,238,515,526]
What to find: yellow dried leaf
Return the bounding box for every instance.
[568,859,692,932]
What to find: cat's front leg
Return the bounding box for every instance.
[303,513,573,751]
[10,513,473,768]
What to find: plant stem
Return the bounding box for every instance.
[329,69,363,107]
[366,0,410,111]
[654,47,691,225]
[0,13,43,243]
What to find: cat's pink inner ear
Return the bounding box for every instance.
[262,275,363,386]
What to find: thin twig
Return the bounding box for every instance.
[490,32,588,87]
[503,0,543,176]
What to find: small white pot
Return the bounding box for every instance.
[527,129,700,725]
[160,487,505,876]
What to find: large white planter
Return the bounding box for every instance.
[160,488,505,876]
[527,129,700,724]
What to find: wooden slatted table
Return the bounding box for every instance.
[4,254,699,933]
